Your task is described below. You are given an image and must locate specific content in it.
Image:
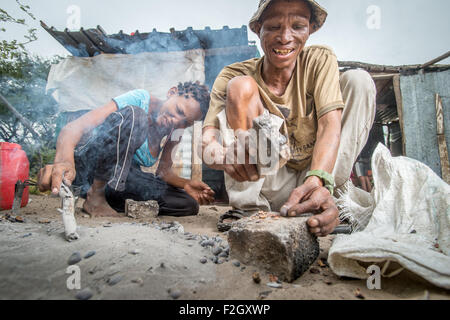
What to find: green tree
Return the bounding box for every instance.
[0,0,37,61]
[0,1,62,176]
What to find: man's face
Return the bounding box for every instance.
[256,0,311,70]
[156,92,202,132]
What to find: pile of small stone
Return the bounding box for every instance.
[150,221,184,234]
[197,235,233,265]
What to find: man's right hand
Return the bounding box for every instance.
[211,141,260,182]
[37,161,76,194]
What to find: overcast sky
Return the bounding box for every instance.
[2,0,450,65]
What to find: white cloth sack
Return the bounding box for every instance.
[329,144,450,289]
[46,50,205,112]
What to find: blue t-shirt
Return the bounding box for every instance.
[112,89,158,168]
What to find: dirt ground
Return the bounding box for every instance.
[0,194,449,300]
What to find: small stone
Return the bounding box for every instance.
[218,251,228,258]
[309,267,320,274]
[129,249,141,255]
[200,257,207,264]
[212,256,218,264]
[108,275,123,286]
[266,282,282,289]
[252,272,261,284]
[201,240,215,247]
[75,288,93,300]
[38,219,51,224]
[68,252,82,265]
[325,281,333,286]
[410,230,417,234]
[15,216,25,223]
[259,291,272,299]
[22,233,32,238]
[354,288,365,299]
[232,261,241,267]
[170,290,182,300]
[318,259,327,268]
[212,247,222,256]
[240,266,246,271]
[131,278,144,286]
[84,251,96,259]
[269,274,278,283]
[217,258,225,264]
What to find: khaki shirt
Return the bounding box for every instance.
[203,45,344,171]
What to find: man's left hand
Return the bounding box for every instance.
[280,177,340,237]
[184,180,215,205]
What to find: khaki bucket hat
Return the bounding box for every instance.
[249,0,328,35]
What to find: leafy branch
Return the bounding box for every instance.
[0,0,37,60]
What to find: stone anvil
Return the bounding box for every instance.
[228,212,319,282]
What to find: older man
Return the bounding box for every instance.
[202,0,376,237]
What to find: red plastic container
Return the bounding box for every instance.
[0,142,30,211]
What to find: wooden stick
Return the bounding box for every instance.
[0,93,41,141]
[421,51,450,70]
[58,183,79,242]
[435,94,450,184]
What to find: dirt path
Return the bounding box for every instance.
[0,195,448,300]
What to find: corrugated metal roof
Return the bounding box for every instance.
[40,21,255,57]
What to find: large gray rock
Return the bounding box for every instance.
[125,199,159,219]
[228,213,319,282]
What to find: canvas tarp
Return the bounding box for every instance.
[46,49,205,112]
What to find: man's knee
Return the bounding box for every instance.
[340,69,376,97]
[226,76,264,128]
[227,76,261,108]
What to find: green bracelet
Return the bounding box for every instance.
[304,170,335,195]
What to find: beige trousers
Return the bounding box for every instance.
[218,69,377,213]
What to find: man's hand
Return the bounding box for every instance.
[184,180,215,205]
[202,127,260,183]
[280,177,340,237]
[37,161,76,195]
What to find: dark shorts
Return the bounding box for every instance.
[72,106,199,217]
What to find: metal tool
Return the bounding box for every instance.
[11,179,35,216]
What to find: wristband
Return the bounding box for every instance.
[304,170,335,195]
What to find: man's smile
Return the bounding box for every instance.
[273,48,295,56]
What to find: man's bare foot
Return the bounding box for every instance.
[83,187,120,218]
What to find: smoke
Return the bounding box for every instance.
[0,53,62,175]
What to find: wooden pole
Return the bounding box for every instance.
[421,51,450,70]
[435,94,450,184]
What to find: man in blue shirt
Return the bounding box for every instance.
[38,81,215,217]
